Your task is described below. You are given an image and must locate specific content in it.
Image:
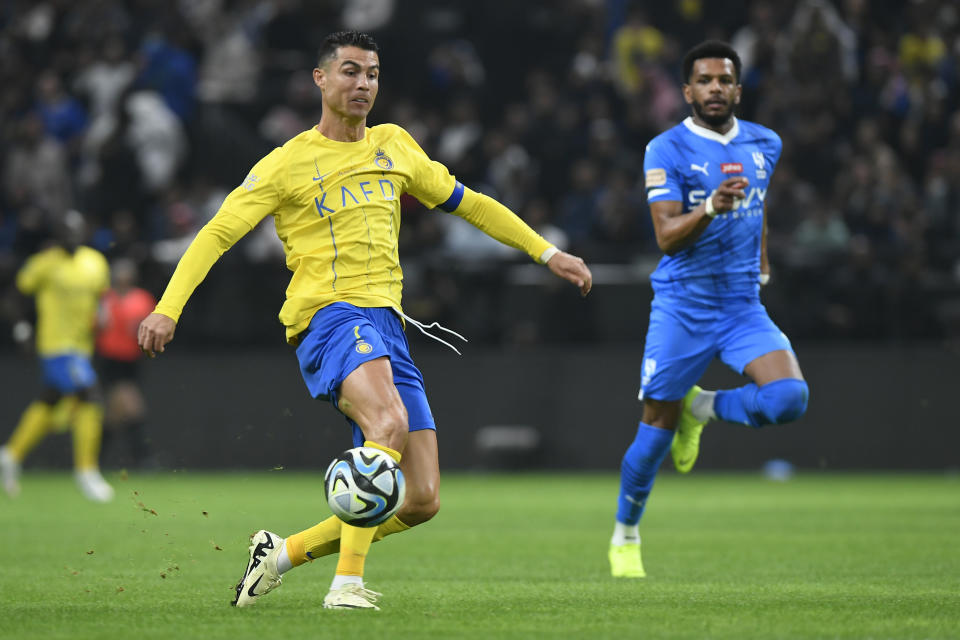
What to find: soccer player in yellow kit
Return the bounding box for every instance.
[137,31,592,610]
[0,211,114,502]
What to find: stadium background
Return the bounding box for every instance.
[0,0,958,471]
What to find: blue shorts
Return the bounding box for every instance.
[295,303,435,447]
[639,294,793,402]
[41,354,98,393]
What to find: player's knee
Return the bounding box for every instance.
[757,378,808,425]
[364,398,409,445]
[400,492,440,526]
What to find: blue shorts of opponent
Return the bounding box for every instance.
[639,294,793,401]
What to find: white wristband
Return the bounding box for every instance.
[759,273,770,286]
[539,246,559,264]
[704,191,718,218]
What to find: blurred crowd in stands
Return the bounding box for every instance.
[1,0,959,346]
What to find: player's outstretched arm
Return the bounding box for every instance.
[546,251,592,297]
[138,312,176,358]
[448,187,592,295]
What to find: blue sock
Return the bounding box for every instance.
[715,379,809,428]
[715,384,760,426]
[615,422,674,525]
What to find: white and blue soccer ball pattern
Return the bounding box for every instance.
[324,446,406,527]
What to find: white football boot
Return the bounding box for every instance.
[323,583,381,610]
[75,468,114,502]
[232,530,284,607]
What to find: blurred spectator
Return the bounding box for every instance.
[611,9,666,95]
[557,158,603,250]
[74,36,135,123]
[34,71,88,149]
[125,91,188,193]
[258,70,322,146]
[3,112,73,222]
[136,31,198,122]
[0,0,958,347]
[792,196,851,263]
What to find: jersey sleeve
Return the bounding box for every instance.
[643,137,682,204]
[15,251,52,295]
[151,147,287,322]
[450,187,554,263]
[761,129,783,176]
[217,146,287,226]
[393,126,458,209]
[152,211,256,322]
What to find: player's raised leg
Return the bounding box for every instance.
[232,357,405,610]
[711,350,808,428]
[278,428,435,570]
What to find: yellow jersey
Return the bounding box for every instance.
[154,123,553,343]
[17,245,109,356]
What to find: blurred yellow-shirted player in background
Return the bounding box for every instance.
[138,30,592,610]
[0,211,114,502]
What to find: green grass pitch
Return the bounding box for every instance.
[1,471,957,639]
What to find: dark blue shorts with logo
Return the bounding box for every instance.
[295,302,435,447]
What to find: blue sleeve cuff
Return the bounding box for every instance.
[437,181,465,213]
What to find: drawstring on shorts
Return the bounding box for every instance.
[392,308,468,355]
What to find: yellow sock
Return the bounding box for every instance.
[72,402,104,470]
[372,514,411,542]
[6,402,53,462]
[286,513,412,568]
[335,522,377,577]
[363,439,401,462]
[286,516,342,567]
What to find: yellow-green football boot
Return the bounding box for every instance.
[608,542,646,578]
[671,385,709,473]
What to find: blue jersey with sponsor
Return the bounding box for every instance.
[643,117,782,303]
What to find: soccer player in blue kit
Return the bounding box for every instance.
[608,41,809,578]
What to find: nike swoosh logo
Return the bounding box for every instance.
[247,574,263,597]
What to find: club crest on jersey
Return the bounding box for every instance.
[721,163,743,174]
[641,358,657,386]
[356,341,373,354]
[374,148,394,170]
[753,151,767,179]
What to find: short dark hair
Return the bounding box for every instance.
[682,40,742,83]
[317,31,379,68]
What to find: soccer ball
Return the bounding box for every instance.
[324,446,406,527]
